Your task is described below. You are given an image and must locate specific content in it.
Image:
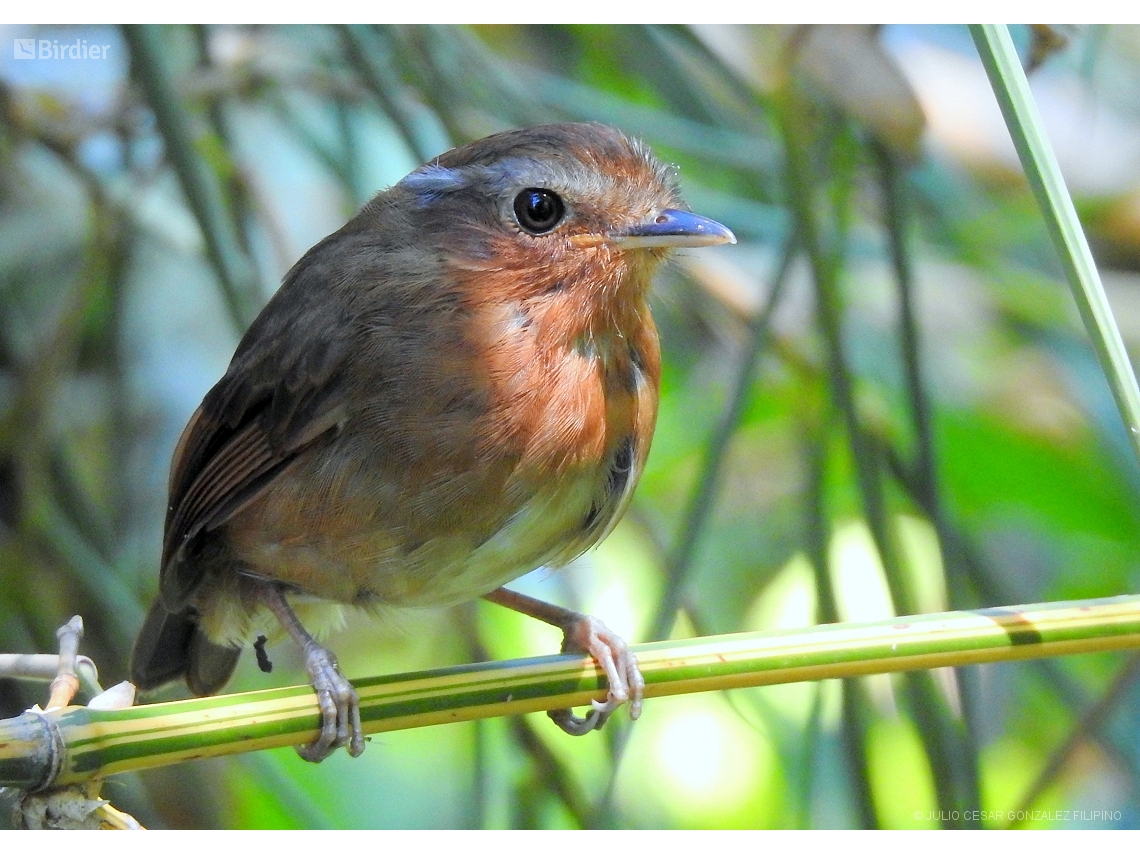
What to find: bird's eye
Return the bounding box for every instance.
[513,188,565,235]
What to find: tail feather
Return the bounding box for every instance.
[131,598,241,695]
[186,628,242,695]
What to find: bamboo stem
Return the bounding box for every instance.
[2,595,1139,789]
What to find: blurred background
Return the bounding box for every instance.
[2,23,1140,829]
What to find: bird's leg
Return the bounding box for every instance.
[484,587,644,735]
[257,583,364,761]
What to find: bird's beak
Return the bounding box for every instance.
[613,209,736,249]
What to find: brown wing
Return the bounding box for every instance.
[159,245,353,612]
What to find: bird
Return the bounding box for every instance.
[129,122,736,761]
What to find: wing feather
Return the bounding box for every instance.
[158,242,354,611]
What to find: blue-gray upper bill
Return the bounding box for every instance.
[614,209,737,249]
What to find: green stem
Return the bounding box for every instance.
[971,24,1140,465]
[4,595,1140,790]
[776,85,968,821]
[804,420,878,828]
[122,25,257,331]
[874,140,983,820]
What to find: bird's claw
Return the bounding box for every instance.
[549,614,643,736]
[295,645,364,762]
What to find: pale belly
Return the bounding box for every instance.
[212,432,601,597]
[196,469,601,647]
[252,480,595,605]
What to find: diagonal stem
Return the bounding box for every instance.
[971,24,1140,467]
[122,25,258,331]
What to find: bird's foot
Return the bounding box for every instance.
[295,642,364,763]
[549,614,643,736]
[255,582,365,762]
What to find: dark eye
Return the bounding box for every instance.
[513,188,565,235]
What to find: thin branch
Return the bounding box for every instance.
[122,25,258,331]
[874,139,983,819]
[776,82,977,825]
[804,418,878,828]
[1007,651,1140,828]
[338,25,442,164]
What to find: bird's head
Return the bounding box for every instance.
[387,123,735,336]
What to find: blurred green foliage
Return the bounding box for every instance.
[2,24,1140,829]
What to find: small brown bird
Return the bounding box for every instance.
[130,123,735,761]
